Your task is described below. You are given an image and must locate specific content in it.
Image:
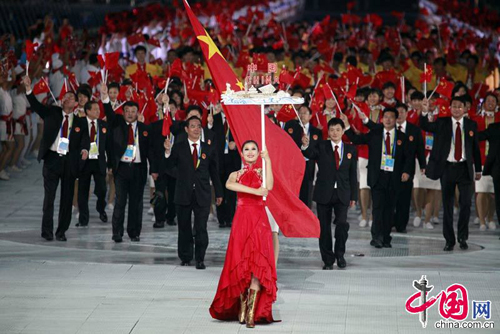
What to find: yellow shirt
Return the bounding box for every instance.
[125,63,162,79]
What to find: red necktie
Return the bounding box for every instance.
[192,143,198,169]
[454,121,462,162]
[398,125,402,132]
[90,121,96,142]
[62,115,69,138]
[334,145,340,170]
[385,131,391,155]
[127,123,134,145]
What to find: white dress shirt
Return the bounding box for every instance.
[331,140,343,188]
[121,121,141,163]
[381,127,396,170]
[447,117,466,162]
[397,121,407,133]
[87,117,99,158]
[188,138,201,155]
[50,111,74,152]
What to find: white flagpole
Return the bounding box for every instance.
[423,63,427,97]
[261,103,267,200]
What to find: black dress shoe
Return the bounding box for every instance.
[130,236,140,242]
[42,235,53,241]
[443,243,454,251]
[336,255,347,269]
[396,229,407,234]
[166,219,176,226]
[75,223,88,227]
[99,212,108,223]
[196,261,206,270]
[370,240,383,248]
[322,264,334,270]
[55,234,67,242]
[180,261,191,266]
[219,222,226,228]
[113,237,123,243]
[382,242,392,248]
[459,240,468,250]
[153,221,165,228]
[226,222,232,228]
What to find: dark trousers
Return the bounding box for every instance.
[371,171,396,244]
[316,189,349,265]
[216,164,237,226]
[112,162,146,239]
[440,162,472,245]
[299,160,315,208]
[394,176,413,232]
[154,173,177,223]
[41,151,75,238]
[176,192,210,263]
[494,176,500,223]
[78,160,107,225]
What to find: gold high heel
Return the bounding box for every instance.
[245,289,259,328]
[238,291,247,324]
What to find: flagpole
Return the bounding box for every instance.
[261,103,267,200]
[423,63,427,97]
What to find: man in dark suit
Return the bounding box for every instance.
[150,96,178,228]
[101,85,153,243]
[212,108,241,228]
[420,96,482,251]
[23,76,85,241]
[285,105,322,207]
[171,105,216,145]
[164,116,223,270]
[77,101,110,227]
[342,108,413,248]
[365,103,426,232]
[478,121,500,232]
[302,118,358,269]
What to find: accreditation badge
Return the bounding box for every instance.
[122,144,136,162]
[382,154,395,172]
[425,134,434,150]
[57,137,69,155]
[89,142,99,159]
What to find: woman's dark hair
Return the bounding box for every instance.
[242,140,259,150]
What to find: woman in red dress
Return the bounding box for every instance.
[209,140,277,328]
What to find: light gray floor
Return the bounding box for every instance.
[0,161,499,334]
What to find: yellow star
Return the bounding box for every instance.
[236,80,244,90]
[197,29,224,60]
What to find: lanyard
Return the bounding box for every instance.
[383,130,396,156]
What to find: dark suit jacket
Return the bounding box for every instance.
[103,102,152,173]
[419,115,481,181]
[212,113,241,175]
[80,118,111,175]
[165,139,223,206]
[478,122,500,177]
[345,121,413,190]
[27,93,85,177]
[303,140,358,206]
[285,120,322,179]
[364,121,426,177]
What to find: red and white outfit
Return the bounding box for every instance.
[474,111,499,193]
[0,87,14,142]
[11,91,29,136]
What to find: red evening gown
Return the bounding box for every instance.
[209,165,277,323]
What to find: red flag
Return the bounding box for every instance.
[470,83,489,100]
[59,79,68,101]
[127,33,145,46]
[419,65,433,83]
[184,0,319,238]
[279,69,295,87]
[25,40,39,62]
[322,83,335,100]
[435,79,454,99]
[32,79,50,95]
[88,71,102,88]
[162,111,172,137]
[276,104,296,123]
[169,58,183,78]
[100,52,120,71]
